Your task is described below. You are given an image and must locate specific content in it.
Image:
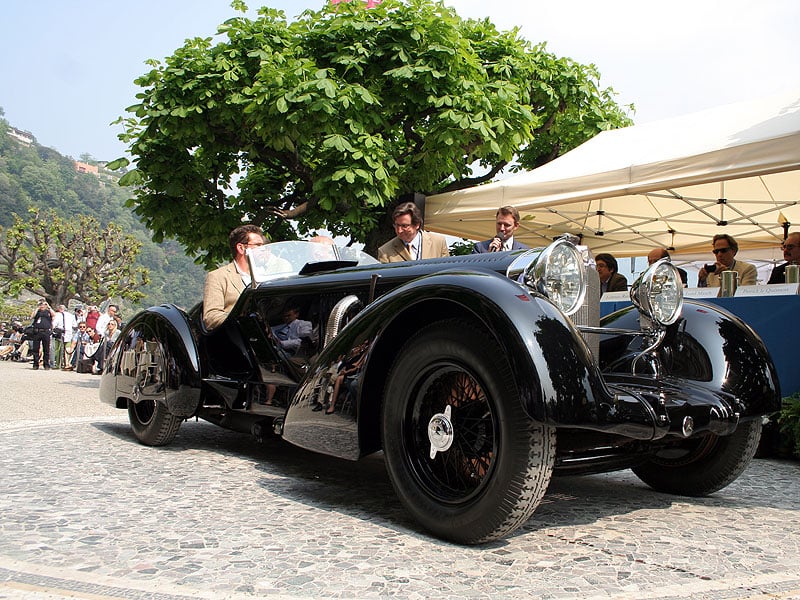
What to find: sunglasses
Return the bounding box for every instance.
[712,247,732,255]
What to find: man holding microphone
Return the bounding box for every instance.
[472,206,529,253]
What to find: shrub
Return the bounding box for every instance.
[778,392,800,460]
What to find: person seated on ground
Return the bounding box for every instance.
[647,248,688,286]
[768,232,800,284]
[697,233,757,287]
[65,322,93,371]
[203,224,267,330]
[0,328,24,359]
[595,253,628,293]
[3,322,29,361]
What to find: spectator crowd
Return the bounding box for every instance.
[0,302,123,374]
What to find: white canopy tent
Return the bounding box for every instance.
[425,90,800,265]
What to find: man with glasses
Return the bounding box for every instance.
[203,224,267,330]
[377,202,449,263]
[698,233,757,287]
[768,232,800,284]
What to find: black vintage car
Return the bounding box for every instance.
[99,238,780,544]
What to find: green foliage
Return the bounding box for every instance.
[779,393,800,459]
[0,298,35,323]
[449,238,475,256]
[0,115,206,309]
[116,0,631,265]
[0,208,150,306]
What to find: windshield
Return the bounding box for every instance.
[246,240,378,284]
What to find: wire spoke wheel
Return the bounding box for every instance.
[407,366,496,503]
[382,319,555,544]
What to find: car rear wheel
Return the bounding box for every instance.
[381,319,555,544]
[632,419,762,496]
[127,399,183,446]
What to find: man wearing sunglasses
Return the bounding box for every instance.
[768,232,800,284]
[698,233,757,287]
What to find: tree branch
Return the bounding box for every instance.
[437,160,509,193]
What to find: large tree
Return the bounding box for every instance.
[0,209,150,306]
[112,0,631,266]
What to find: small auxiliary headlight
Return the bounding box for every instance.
[523,238,586,316]
[630,258,683,326]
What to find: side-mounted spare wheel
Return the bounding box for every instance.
[381,318,555,544]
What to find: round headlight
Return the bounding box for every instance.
[524,239,586,316]
[630,259,683,326]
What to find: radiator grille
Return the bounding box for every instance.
[570,266,601,358]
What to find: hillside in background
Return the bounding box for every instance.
[0,115,205,311]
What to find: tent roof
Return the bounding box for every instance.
[425,90,800,259]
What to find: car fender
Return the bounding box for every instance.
[100,304,202,417]
[283,268,615,459]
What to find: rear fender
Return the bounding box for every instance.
[102,304,202,417]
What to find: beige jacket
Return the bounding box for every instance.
[377,231,450,263]
[202,262,246,329]
[706,260,758,287]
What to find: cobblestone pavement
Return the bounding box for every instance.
[1,360,799,599]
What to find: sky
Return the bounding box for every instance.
[1,0,798,164]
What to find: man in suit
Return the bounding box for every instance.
[595,253,628,294]
[377,202,449,263]
[697,233,757,287]
[768,232,800,283]
[472,206,530,253]
[203,224,266,330]
[647,248,688,286]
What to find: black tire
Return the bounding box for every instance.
[127,399,183,446]
[381,319,555,544]
[632,419,762,496]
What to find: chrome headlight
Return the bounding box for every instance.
[630,259,683,326]
[522,238,586,316]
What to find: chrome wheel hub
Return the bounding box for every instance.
[428,405,454,459]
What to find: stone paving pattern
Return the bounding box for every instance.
[0,361,799,599]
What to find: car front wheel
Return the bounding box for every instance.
[381,319,555,544]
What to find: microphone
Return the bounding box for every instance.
[489,233,506,252]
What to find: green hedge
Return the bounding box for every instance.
[758,393,800,460]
